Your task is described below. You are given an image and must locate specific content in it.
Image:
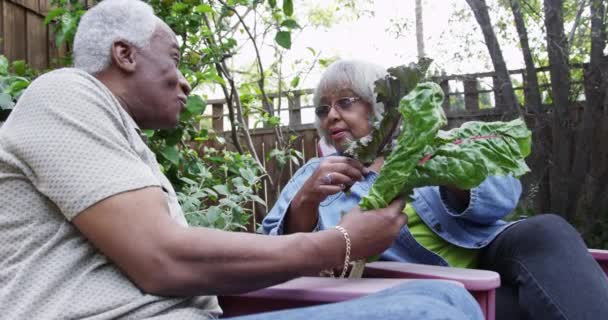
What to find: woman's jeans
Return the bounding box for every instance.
[479,214,608,320]
[227,280,483,320]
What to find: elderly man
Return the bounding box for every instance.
[0,0,483,319]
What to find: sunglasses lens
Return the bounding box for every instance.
[336,98,353,110]
[315,106,329,117]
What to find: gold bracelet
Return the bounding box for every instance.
[334,225,351,278]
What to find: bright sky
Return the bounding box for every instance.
[282,0,525,88]
[206,0,528,126]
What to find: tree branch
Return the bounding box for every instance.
[568,0,588,56]
[218,0,285,146]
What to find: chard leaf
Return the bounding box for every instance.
[359,82,531,210]
[343,58,432,164]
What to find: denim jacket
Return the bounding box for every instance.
[261,156,522,266]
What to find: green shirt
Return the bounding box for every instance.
[404,203,479,268]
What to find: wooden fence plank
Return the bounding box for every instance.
[24,0,37,11]
[439,79,450,110]
[263,98,274,128]
[302,130,317,163]
[212,103,224,132]
[3,1,26,61]
[263,133,279,210]
[464,78,480,111]
[0,1,4,56]
[9,0,38,12]
[288,93,301,126]
[38,0,50,13]
[26,11,47,69]
[251,133,267,221]
[493,76,507,109]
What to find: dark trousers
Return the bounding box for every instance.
[479,214,608,320]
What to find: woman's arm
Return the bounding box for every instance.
[266,156,367,234]
[442,185,471,212]
[439,175,522,224]
[261,160,320,235]
[286,190,322,233]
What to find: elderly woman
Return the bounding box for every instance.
[262,60,608,320]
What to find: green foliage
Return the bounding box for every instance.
[306,0,371,29]
[360,82,531,210]
[0,56,37,120]
[506,182,539,222]
[267,146,302,168]
[587,209,608,250]
[8,0,290,231]
[2,0,319,232]
[143,0,307,230]
[282,0,293,16]
[45,0,86,66]
[177,146,265,231]
[275,31,292,49]
[143,95,266,231]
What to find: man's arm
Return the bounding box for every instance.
[73,186,405,297]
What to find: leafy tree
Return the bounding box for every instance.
[4,0,322,231]
[471,0,608,247]
[143,0,312,230]
[465,0,519,113]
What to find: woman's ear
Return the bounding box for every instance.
[110,40,136,73]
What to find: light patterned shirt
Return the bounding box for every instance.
[0,68,221,319]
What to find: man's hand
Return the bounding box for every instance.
[338,200,407,260]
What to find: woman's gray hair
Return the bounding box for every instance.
[313,60,387,141]
[73,0,160,75]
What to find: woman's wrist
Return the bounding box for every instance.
[292,190,320,209]
[285,191,321,233]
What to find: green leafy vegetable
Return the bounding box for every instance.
[359,82,531,210]
[342,58,432,165]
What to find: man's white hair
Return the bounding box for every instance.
[73,0,160,74]
[313,60,387,143]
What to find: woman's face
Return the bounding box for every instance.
[318,87,373,152]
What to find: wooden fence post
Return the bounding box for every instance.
[260,97,274,128]
[288,92,301,126]
[212,103,224,132]
[493,75,507,109]
[464,78,480,111]
[439,79,450,111]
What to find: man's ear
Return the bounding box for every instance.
[110,40,137,73]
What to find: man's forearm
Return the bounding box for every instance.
[155,226,344,296]
[73,186,347,299]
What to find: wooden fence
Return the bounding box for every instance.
[2,0,62,69]
[0,0,97,69]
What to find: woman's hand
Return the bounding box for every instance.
[297,156,367,205]
[285,156,367,233]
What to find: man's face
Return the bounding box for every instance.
[130,23,191,129]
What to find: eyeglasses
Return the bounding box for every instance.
[315,97,362,118]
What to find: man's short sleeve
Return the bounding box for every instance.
[1,69,159,220]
